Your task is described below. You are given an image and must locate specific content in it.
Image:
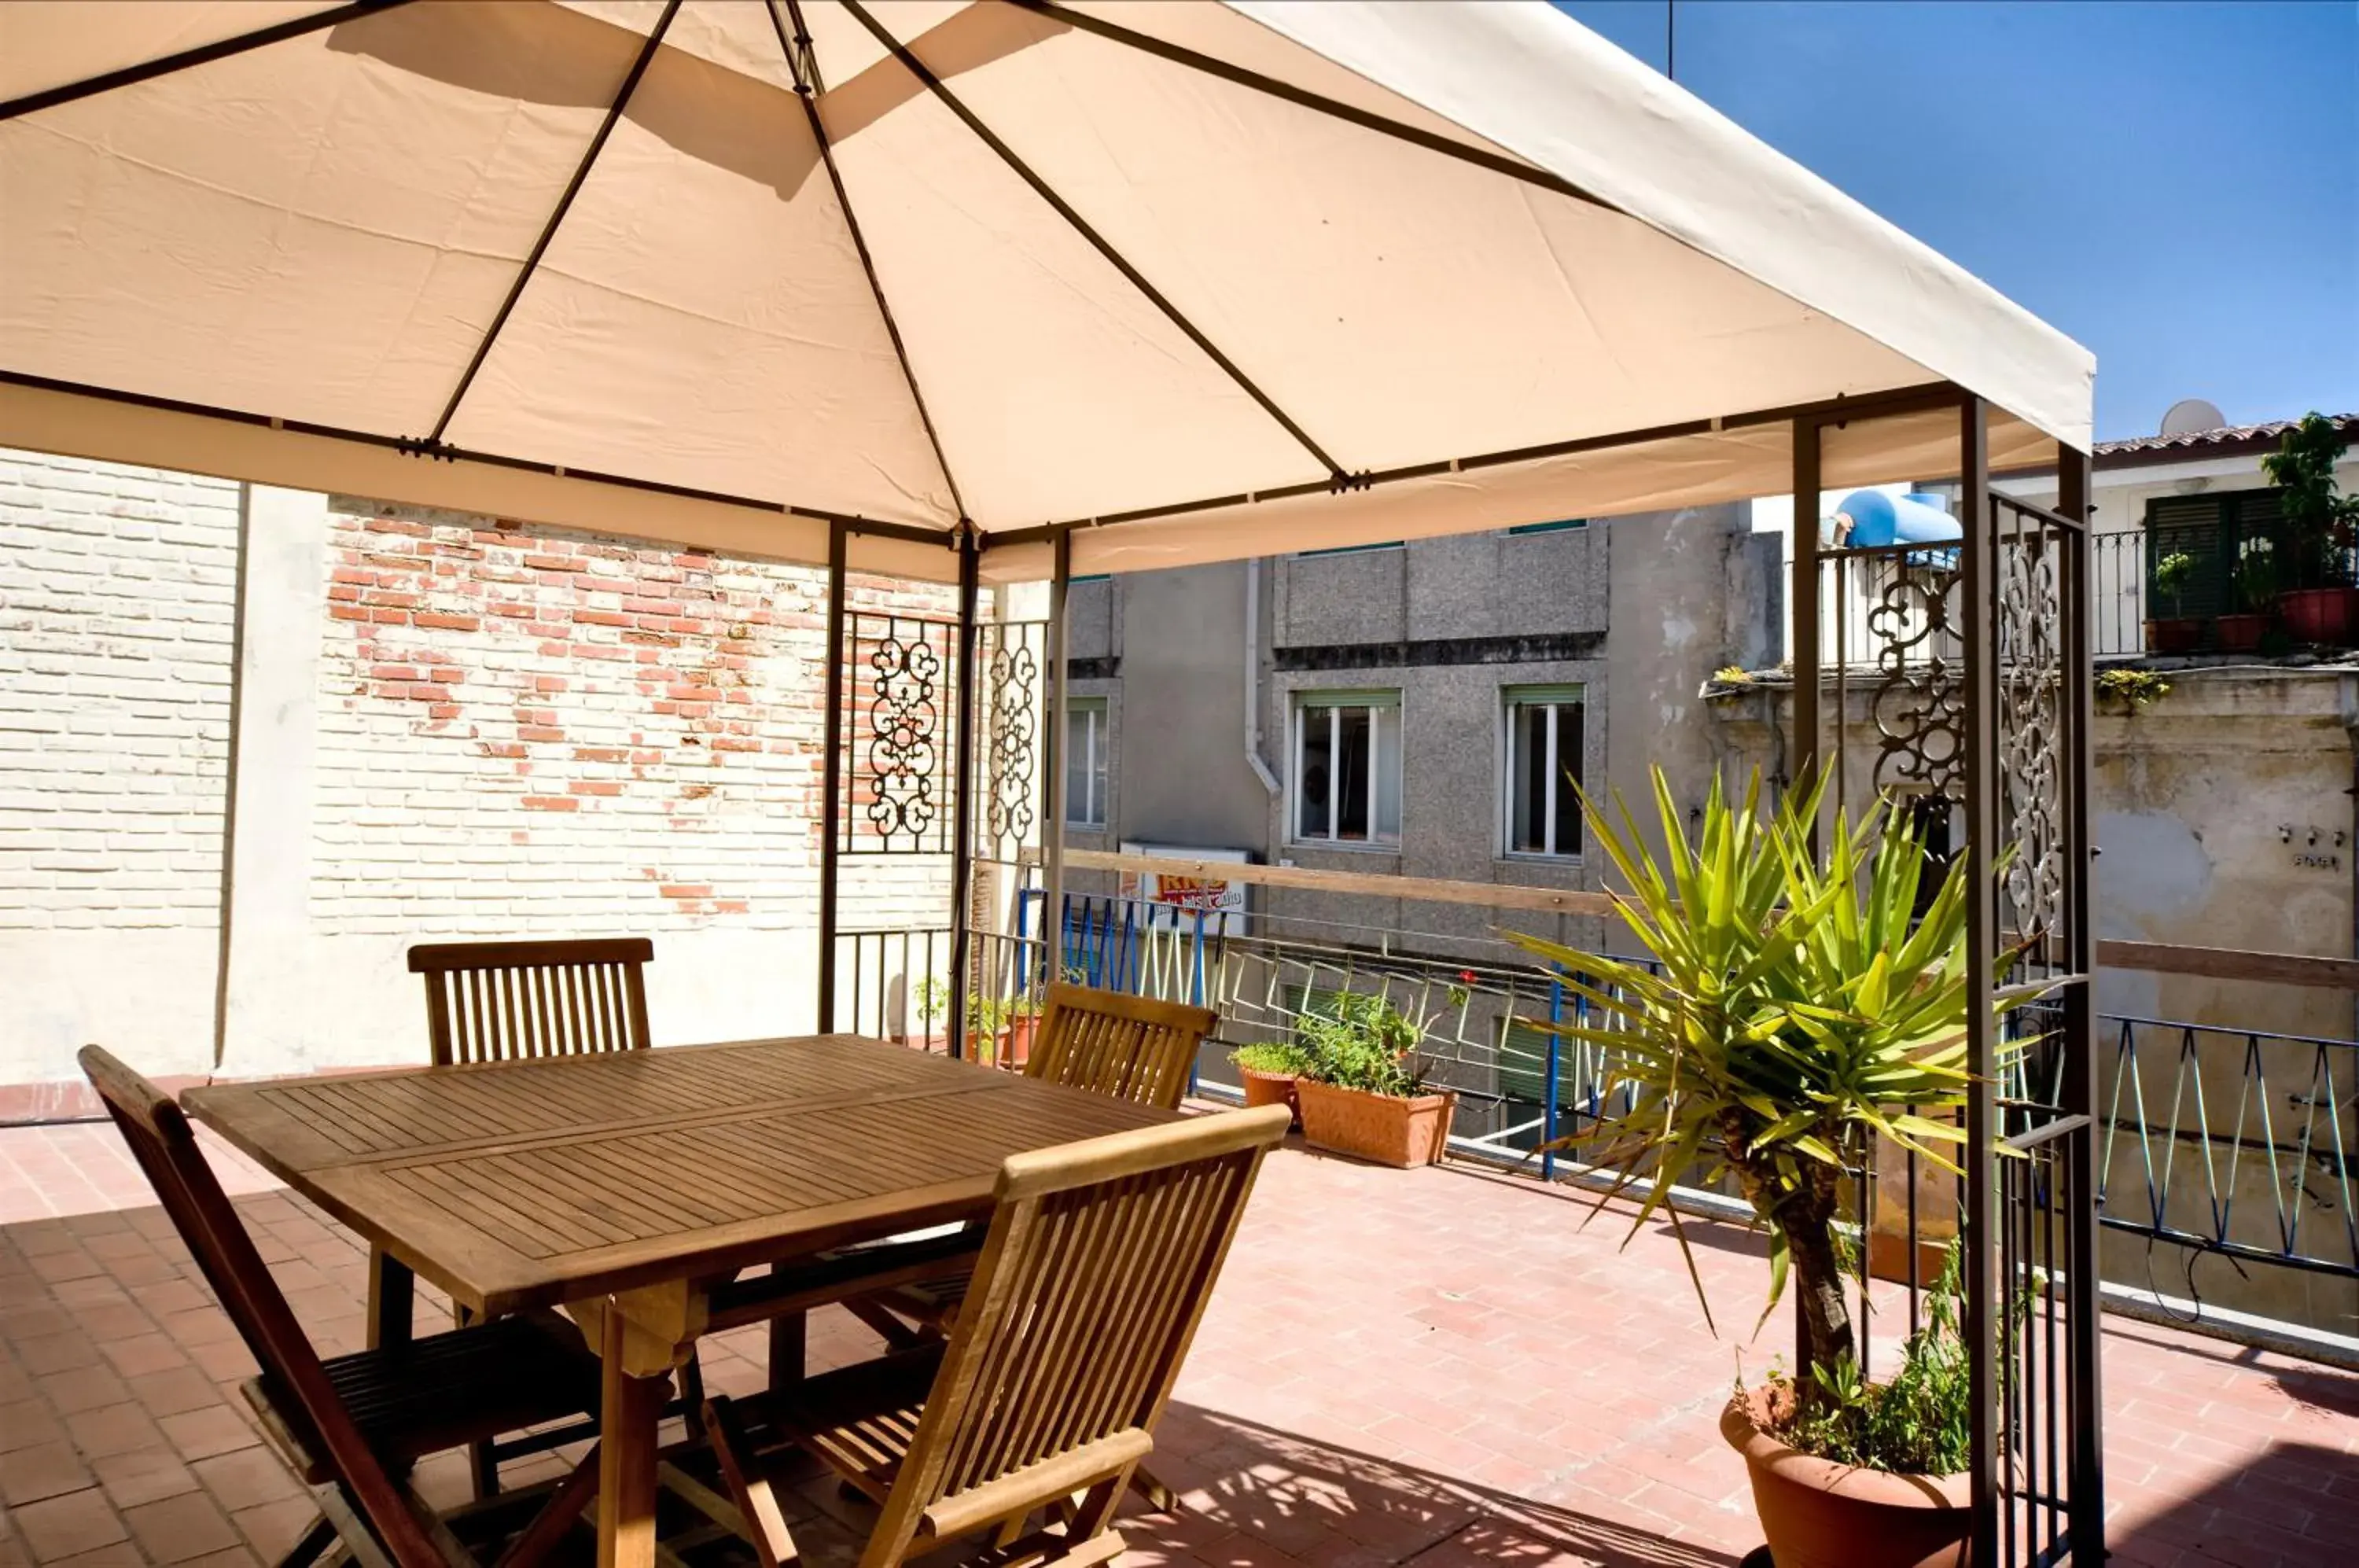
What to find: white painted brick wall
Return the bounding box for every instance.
[0,449,241,932]
[310,506,955,940]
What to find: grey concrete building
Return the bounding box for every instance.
[1058,506,1784,959]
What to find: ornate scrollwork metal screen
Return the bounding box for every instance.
[1798,403,2099,1568]
[973,618,1047,868]
[840,611,959,856]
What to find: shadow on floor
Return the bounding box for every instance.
[1128,1404,1740,1568]
[2105,1438,2348,1568]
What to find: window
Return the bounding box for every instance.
[1295,542,1404,558]
[1290,690,1401,846]
[1502,685,1584,859]
[1065,698,1108,828]
[1505,518,1588,536]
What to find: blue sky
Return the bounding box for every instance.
[1554,1,2358,440]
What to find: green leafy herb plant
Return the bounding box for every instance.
[1297,992,1427,1099]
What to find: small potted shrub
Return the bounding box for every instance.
[2264,412,2359,646]
[2144,549,2200,653]
[1294,994,1456,1168]
[1507,767,2030,1568]
[907,980,1012,1066]
[1231,1041,1312,1127]
[2214,536,2275,653]
[1003,988,1043,1067]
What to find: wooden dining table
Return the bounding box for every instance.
[182,1034,1178,1568]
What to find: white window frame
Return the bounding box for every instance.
[1500,684,1584,860]
[1287,689,1402,848]
[1065,696,1109,829]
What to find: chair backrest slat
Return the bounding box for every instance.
[866,1106,1288,1563]
[1023,985,1218,1111]
[78,1047,449,1568]
[406,938,654,1066]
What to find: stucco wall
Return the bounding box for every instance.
[1708,665,2359,1332]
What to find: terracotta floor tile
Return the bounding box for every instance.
[5,1121,2357,1567]
[88,1449,197,1514]
[9,1488,126,1563]
[226,1496,318,1562]
[187,1448,299,1514]
[57,1407,161,1465]
[152,1411,255,1466]
[121,1490,241,1565]
[0,1444,93,1511]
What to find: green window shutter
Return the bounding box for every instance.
[1496,1018,1558,1106]
[2145,495,2228,619]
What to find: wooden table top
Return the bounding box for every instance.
[182,1036,1174,1316]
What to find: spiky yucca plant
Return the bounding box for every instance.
[1507,767,2015,1404]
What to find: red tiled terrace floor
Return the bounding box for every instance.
[2,1117,2353,1568]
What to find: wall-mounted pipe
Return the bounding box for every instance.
[1244,558,1281,797]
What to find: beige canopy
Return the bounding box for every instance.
[0,0,2092,582]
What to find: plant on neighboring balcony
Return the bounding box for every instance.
[1503,767,2029,1467]
[2261,412,2357,591]
[2232,535,2279,614]
[2151,549,2195,617]
[2095,668,2169,710]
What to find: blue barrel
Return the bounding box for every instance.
[1838,488,1960,547]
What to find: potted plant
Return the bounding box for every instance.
[1294,993,1456,1168]
[2144,549,2200,653]
[907,980,1011,1066]
[2264,413,2359,646]
[2214,535,2275,653]
[1003,988,1043,1067]
[911,977,951,1053]
[1231,1040,1312,1127]
[1506,767,2026,1568]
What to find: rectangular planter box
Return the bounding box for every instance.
[1295,1080,1456,1168]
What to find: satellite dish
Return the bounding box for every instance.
[2159,399,2227,438]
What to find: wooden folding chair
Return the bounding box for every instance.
[407,937,654,1066]
[871,984,1220,1331]
[79,1047,605,1568]
[704,1105,1290,1568]
[403,937,712,1495]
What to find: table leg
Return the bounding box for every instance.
[366,1246,414,1353]
[767,1304,806,1395]
[596,1308,668,1568]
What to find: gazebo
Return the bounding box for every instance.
[1,2,2100,1562]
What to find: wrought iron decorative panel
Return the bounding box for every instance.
[841,611,959,856]
[973,619,1046,867]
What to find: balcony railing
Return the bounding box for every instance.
[839,891,2359,1309]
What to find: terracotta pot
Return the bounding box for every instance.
[1238,1068,1302,1129]
[1720,1387,1970,1568]
[2213,613,2269,653]
[1294,1080,1456,1168]
[1006,1015,1039,1067]
[2142,617,2202,654]
[2279,586,2359,646]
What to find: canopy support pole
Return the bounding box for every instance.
[1040,531,1073,992]
[2059,440,2105,1554]
[947,532,981,1060]
[1958,394,2000,1567]
[1789,414,1822,800]
[816,520,848,1031]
